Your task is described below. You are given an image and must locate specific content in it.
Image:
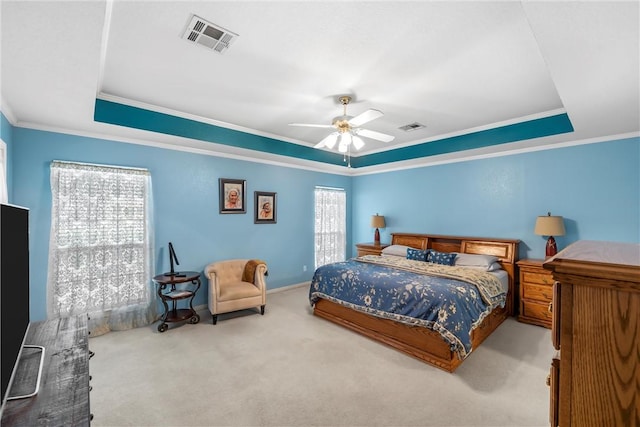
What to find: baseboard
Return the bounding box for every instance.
[267,281,310,294]
[193,281,310,313]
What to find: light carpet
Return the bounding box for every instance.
[89,285,552,426]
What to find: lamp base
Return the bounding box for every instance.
[374,228,380,244]
[546,236,558,258]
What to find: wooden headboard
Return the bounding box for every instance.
[391,233,520,316]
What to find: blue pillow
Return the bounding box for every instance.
[427,250,457,266]
[406,248,429,261]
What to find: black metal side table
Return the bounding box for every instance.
[153,271,201,332]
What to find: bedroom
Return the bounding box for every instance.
[1,1,639,426]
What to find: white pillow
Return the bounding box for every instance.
[459,261,503,272]
[454,253,500,271]
[381,245,413,257]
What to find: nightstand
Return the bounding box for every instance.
[355,242,390,257]
[517,258,554,328]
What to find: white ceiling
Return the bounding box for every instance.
[1,1,638,174]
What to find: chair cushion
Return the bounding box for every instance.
[219,281,262,301]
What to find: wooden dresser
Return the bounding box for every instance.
[517,259,554,328]
[543,240,640,427]
[355,242,389,257]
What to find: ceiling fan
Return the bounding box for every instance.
[289,96,395,153]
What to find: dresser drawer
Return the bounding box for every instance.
[522,282,553,302]
[521,300,553,324]
[522,270,554,286]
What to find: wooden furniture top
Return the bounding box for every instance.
[517,258,547,267]
[543,240,640,287]
[153,271,201,284]
[355,242,390,250]
[1,316,90,426]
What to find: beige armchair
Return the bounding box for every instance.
[205,259,268,325]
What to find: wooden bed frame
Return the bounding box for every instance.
[313,233,519,372]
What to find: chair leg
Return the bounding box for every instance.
[260,305,265,315]
[212,314,218,325]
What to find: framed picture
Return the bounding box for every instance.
[219,178,246,214]
[254,191,277,224]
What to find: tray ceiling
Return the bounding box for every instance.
[1,1,638,173]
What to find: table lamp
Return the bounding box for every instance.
[371,214,386,244]
[534,212,565,258]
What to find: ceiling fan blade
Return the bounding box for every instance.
[348,109,383,127]
[356,128,395,143]
[314,132,339,149]
[289,123,334,128]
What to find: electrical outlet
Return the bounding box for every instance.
[303,265,307,272]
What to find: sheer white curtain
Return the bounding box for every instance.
[314,187,346,268]
[47,161,155,336]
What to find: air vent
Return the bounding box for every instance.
[399,122,426,132]
[182,15,238,54]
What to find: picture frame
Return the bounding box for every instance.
[219,178,246,214]
[254,191,277,224]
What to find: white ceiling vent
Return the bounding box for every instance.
[182,15,238,54]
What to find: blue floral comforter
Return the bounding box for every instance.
[309,255,506,359]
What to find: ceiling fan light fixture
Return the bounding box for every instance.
[352,135,365,150]
[290,95,394,163]
[316,132,339,149]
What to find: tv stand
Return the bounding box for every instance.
[1,316,90,426]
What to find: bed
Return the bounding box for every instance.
[309,233,519,372]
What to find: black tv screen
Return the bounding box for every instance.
[0,204,30,406]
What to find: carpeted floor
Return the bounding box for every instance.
[89,285,552,426]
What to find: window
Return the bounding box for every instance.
[314,187,346,268]
[47,161,154,332]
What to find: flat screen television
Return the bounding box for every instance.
[1,203,44,416]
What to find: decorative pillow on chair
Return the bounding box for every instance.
[406,248,429,261]
[427,250,457,266]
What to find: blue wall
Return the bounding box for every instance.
[6,111,639,322]
[353,137,640,258]
[10,126,351,321]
